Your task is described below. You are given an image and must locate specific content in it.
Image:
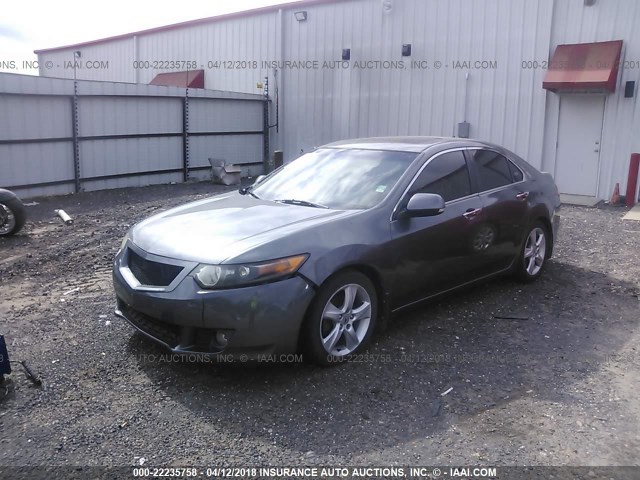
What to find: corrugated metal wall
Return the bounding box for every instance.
[136,12,280,93]
[37,0,555,168]
[280,0,553,170]
[32,0,640,200]
[39,13,280,94]
[39,38,136,83]
[0,73,266,197]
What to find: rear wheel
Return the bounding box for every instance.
[514,222,548,282]
[0,198,26,237]
[302,271,377,365]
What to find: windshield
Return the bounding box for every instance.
[252,148,417,210]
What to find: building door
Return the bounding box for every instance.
[555,95,605,196]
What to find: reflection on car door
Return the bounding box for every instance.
[390,150,486,309]
[467,149,530,275]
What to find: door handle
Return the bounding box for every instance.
[463,208,482,220]
[516,192,529,201]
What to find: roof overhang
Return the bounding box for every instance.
[543,40,623,93]
[149,70,204,88]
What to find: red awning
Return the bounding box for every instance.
[149,69,205,88]
[543,40,623,93]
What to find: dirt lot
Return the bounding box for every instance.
[1,182,639,468]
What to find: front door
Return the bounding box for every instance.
[390,150,484,308]
[555,95,605,196]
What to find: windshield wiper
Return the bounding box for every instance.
[274,199,329,209]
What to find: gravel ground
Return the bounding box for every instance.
[1,182,639,468]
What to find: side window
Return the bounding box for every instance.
[411,151,472,202]
[508,161,524,182]
[472,149,520,191]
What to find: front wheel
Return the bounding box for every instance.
[514,222,548,282]
[0,198,26,237]
[301,271,378,365]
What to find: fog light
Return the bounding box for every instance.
[216,331,229,347]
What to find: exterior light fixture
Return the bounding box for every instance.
[294,11,307,21]
[342,49,351,61]
[402,44,412,57]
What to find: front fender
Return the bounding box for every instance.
[0,189,18,202]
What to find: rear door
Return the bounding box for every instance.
[466,149,530,275]
[390,150,485,308]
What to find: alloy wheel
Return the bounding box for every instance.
[320,283,372,356]
[524,227,546,276]
[0,204,16,235]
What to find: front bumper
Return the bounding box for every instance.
[552,212,560,241]
[113,248,316,359]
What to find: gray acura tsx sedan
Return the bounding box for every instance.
[113,137,560,365]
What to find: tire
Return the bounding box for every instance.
[301,270,378,366]
[514,221,549,283]
[0,198,26,237]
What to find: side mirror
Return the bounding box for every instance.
[403,193,445,217]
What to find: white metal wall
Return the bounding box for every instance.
[39,13,280,94]
[280,0,553,169]
[32,0,640,200]
[136,12,280,93]
[39,38,136,83]
[0,73,266,197]
[37,0,553,161]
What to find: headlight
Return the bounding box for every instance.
[194,254,309,289]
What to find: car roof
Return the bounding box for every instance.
[323,136,493,153]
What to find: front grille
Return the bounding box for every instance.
[120,301,181,347]
[128,249,183,286]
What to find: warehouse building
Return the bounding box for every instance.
[35,0,640,202]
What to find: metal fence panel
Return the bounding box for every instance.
[188,134,264,173]
[0,92,75,196]
[0,142,74,192]
[81,171,184,193]
[77,96,182,137]
[0,95,72,140]
[188,98,264,133]
[0,72,266,197]
[79,137,183,177]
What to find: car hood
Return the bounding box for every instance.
[130,192,352,263]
